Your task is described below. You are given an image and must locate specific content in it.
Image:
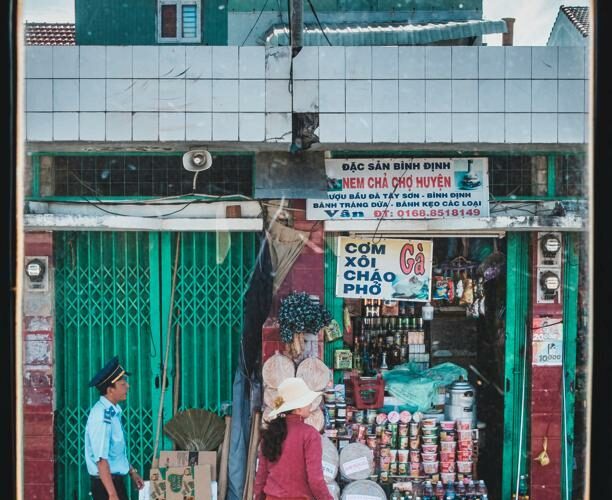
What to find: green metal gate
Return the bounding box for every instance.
[54,231,256,500]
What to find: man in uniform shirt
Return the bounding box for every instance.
[85,356,145,500]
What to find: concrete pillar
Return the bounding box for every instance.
[23,232,55,499]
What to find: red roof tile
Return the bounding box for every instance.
[25,22,76,45]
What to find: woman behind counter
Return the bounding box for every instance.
[253,377,334,500]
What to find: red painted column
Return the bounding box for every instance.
[529,233,564,500]
[23,232,55,500]
[262,200,326,363]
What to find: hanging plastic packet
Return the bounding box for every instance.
[432,275,450,301]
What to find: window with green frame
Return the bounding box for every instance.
[35,154,253,198]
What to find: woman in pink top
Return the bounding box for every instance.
[253,377,333,500]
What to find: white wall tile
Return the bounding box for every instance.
[505,113,531,143]
[426,80,451,112]
[452,113,478,142]
[505,47,531,79]
[53,79,79,111]
[26,47,53,78]
[532,47,558,78]
[479,80,504,112]
[80,79,106,111]
[346,113,372,143]
[558,113,585,143]
[79,112,105,140]
[293,47,319,80]
[265,112,292,142]
[346,80,371,112]
[452,80,477,112]
[239,113,265,141]
[186,113,212,140]
[346,47,371,79]
[531,113,558,143]
[159,112,185,141]
[584,80,590,112]
[478,113,504,143]
[584,113,590,143]
[505,80,531,112]
[558,80,585,112]
[479,47,504,79]
[399,113,425,142]
[132,79,159,112]
[372,81,398,112]
[426,47,451,79]
[239,46,265,79]
[53,46,79,78]
[213,113,239,141]
[399,47,425,79]
[212,79,239,112]
[160,46,186,78]
[558,47,585,79]
[26,79,52,112]
[399,80,425,112]
[532,80,557,112]
[79,46,105,78]
[319,80,346,112]
[318,113,345,143]
[186,46,212,79]
[372,47,398,79]
[133,47,159,78]
[293,80,319,112]
[53,112,78,140]
[239,80,265,112]
[159,80,186,112]
[106,112,132,140]
[106,79,132,111]
[452,47,478,79]
[265,80,291,112]
[212,47,239,79]
[185,80,211,112]
[26,112,53,141]
[373,113,398,142]
[425,113,451,142]
[106,47,132,78]
[132,112,159,141]
[265,47,291,79]
[319,46,345,79]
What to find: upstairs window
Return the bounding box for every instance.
[158,0,201,42]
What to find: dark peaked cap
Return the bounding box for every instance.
[88,356,131,389]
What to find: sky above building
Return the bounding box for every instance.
[21,0,591,46]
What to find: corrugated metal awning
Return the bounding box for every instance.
[264,19,507,46]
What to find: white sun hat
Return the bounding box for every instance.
[268,377,323,419]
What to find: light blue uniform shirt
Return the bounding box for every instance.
[84,396,130,476]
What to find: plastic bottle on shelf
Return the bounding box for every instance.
[466,479,476,499]
[518,474,529,500]
[456,479,466,500]
[422,480,434,500]
[391,488,402,500]
[444,481,456,500]
[434,481,445,500]
[476,479,488,497]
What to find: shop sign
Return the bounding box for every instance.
[307,157,489,220]
[532,317,563,366]
[335,237,433,302]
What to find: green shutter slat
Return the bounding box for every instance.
[562,234,579,499]
[324,234,345,384]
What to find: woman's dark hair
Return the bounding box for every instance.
[260,416,288,462]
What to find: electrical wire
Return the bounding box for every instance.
[306,0,332,46]
[241,0,270,46]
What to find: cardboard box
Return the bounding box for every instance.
[158,451,218,481]
[166,465,212,500]
[149,468,167,500]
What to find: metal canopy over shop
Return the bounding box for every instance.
[264,19,507,46]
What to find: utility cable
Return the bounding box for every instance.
[241,0,270,46]
[306,0,332,45]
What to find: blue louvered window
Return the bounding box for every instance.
[182,5,197,38]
